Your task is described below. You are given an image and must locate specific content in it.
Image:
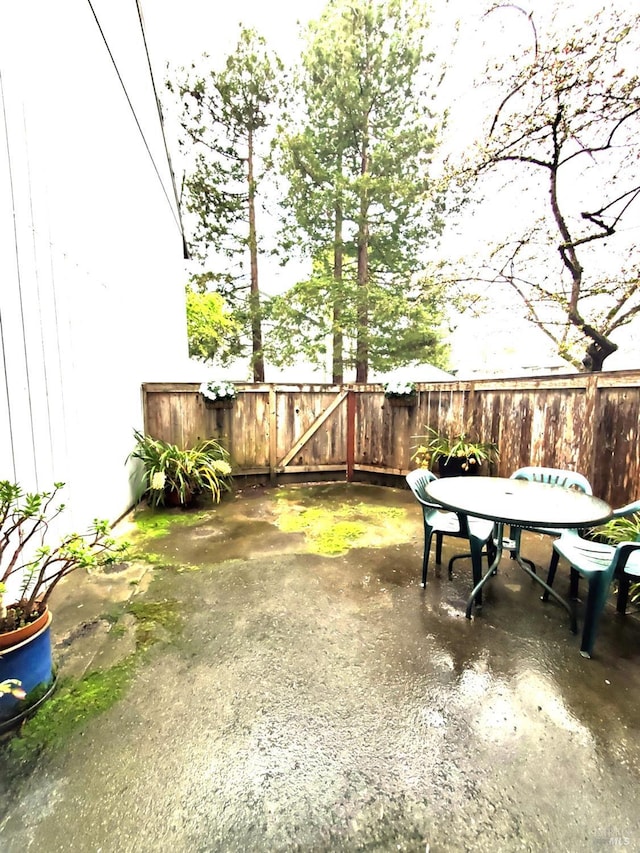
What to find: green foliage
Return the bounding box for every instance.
[383,380,416,398]
[411,427,499,472]
[168,26,284,381]
[169,27,283,263]
[127,430,233,508]
[597,514,640,547]
[0,481,127,632]
[185,283,242,364]
[272,0,448,380]
[4,663,133,771]
[595,513,640,604]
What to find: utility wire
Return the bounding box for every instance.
[85,0,182,235]
[135,0,190,259]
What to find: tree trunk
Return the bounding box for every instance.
[332,201,344,385]
[355,135,370,384]
[549,140,617,373]
[580,332,618,372]
[247,127,265,382]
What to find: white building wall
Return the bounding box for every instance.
[0,1,188,530]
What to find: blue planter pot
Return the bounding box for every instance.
[0,610,55,728]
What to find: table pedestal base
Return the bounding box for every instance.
[465,523,578,634]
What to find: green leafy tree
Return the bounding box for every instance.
[185,280,242,364]
[272,0,449,382]
[168,27,283,381]
[452,5,640,372]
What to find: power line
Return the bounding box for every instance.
[85,0,182,235]
[136,0,190,259]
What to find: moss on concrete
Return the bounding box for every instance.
[126,598,183,649]
[274,493,412,556]
[4,661,134,774]
[1,596,185,774]
[0,484,413,774]
[127,508,210,543]
[316,520,367,555]
[123,507,215,567]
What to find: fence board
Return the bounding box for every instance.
[142,370,640,508]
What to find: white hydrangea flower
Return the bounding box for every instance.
[212,460,232,476]
[199,380,237,402]
[150,471,166,491]
[383,380,416,397]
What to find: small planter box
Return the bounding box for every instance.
[203,397,234,410]
[438,456,482,478]
[386,395,417,408]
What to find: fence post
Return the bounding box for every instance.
[269,385,277,485]
[346,389,356,482]
[583,373,598,488]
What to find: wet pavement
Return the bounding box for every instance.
[1,482,639,852]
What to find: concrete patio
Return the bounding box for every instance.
[0,481,639,852]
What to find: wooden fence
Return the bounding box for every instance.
[142,369,640,508]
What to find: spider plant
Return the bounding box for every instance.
[127,430,233,508]
[411,427,499,473]
[594,512,640,604]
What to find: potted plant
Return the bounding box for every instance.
[411,427,499,477]
[199,379,237,409]
[383,380,417,407]
[127,430,233,508]
[593,512,640,607]
[0,480,126,728]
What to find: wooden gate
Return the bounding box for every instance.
[142,383,353,483]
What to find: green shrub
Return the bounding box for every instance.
[411,426,499,472]
[596,513,640,604]
[127,430,233,508]
[0,480,126,632]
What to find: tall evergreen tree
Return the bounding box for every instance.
[168,27,283,381]
[273,0,448,382]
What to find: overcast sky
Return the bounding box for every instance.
[142,0,326,70]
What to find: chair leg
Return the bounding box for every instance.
[569,567,580,600]
[435,531,443,565]
[580,575,610,658]
[421,527,435,588]
[616,575,630,615]
[542,550,560,602]
[448,542,495,578]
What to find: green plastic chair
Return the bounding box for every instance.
[405,468,496,593]
[508,467,593,569]
[544,499,640,657]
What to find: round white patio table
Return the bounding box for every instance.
[424,476,612,625]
